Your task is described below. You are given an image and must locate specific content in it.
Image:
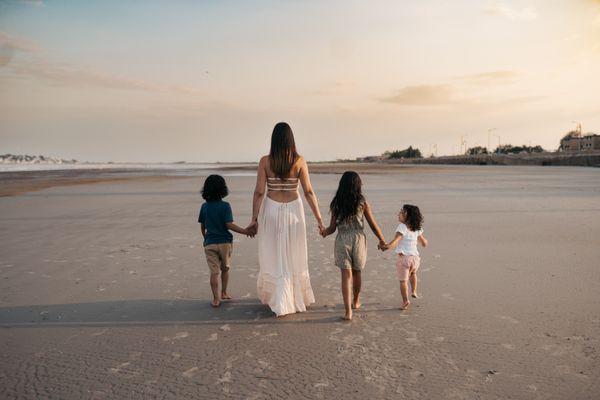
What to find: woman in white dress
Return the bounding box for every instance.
[248,122,325,316]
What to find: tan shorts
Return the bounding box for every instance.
[204,243,233,274]
[396,254,420,281]
[334,232,367,271]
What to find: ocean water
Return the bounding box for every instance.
[0,162,257,177]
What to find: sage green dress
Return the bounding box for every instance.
[334,205,367,270]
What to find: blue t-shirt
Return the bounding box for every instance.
[198,200,234,246]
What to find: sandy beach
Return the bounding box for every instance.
[1,165,599,399]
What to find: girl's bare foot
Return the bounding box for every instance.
[342,311,353,321]
[352,301,361,310]
[211,299,221,307]
[400,301,410,310]
[221,292,232,300]
[411,293,420,299]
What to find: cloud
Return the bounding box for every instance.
[380,85,457,106]
[0,31,41,65]
[454,70,519,85]
[0,31,200,94]
[482,3,537,21]
[7,60,201,94]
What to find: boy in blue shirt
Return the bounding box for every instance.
[199,175,254,307]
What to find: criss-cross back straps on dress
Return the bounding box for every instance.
[266,177,299,191]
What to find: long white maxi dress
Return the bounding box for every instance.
[257,178,315,316]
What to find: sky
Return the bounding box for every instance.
[1,0,599,162]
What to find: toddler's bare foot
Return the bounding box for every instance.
[400,301,410,310]
[211,299,221,307]
[411,293,420,299]
[221,292,232,300]
[342,311,353,321]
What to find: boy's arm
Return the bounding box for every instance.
[200,223,206,238]
[363,202,386,246]
[225,221,250,236]
[418,233,428,247]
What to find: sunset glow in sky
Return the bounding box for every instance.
[1,0,599,162]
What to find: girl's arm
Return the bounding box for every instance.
[250,156,268,231]
[418,233,428,247]
[298,157,325,231]
[321,213,337,237]
[363,201,386,248]
[387,232,403,249]
[200,223,206,238]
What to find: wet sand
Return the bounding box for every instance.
[1,166,599,399]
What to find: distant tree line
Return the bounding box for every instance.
[466,144,545,155]
[384,146,423,159]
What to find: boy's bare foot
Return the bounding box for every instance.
[211,299,221,307]
[352,301,361,310]
[411,293,420,299]
[400,301,410,310]
[221,293,232,300]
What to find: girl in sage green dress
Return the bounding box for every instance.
[320,171,387,321]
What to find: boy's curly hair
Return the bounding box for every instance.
[403,204,423,232]
[201,174,228,201]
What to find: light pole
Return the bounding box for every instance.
[493,134,501,154]
[460,134,468,155]
[433,144,438,157]
[487,128,496,153]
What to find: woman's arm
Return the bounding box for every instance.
[298,157,324,231]
[250,156,268,232]
[363,201,386,248]
[321,213,337,237]
[418,233,428,247]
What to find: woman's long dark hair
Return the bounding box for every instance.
[403,204,423,231]
[330,171,365,222]
[269,122,299,179]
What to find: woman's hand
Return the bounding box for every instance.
[246,221,258,237]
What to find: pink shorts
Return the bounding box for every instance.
[396,254,420,281]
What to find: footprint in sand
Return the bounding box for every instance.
[182,367,199,378]
[208,333,218,341]
[217,371,232,384]
[220,324,231,331]
[109,362,131,374]
[91,328,108,337]
[162,332,189,341]
[497,315,519,324]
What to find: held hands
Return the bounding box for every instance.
[245,220,258,238]
[377,240,389,251]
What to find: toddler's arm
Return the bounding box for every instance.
[363,202,386,249]
[386,232,403,250]
[321,213,337,237]
[418,233,428,247]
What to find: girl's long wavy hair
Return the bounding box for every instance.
[402,204,423,232]
[269,122,299,179]
[330,171,365,222]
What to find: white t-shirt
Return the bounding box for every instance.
[395,223,423,256]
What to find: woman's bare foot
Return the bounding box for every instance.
[400,301,410,310]
[211,299,221,307]
[411,293,420,299]
[221,292,232,300]
[342,311,353,321]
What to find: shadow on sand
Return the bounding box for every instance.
[0,299,396,328]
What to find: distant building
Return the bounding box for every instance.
[559,131,600,152]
